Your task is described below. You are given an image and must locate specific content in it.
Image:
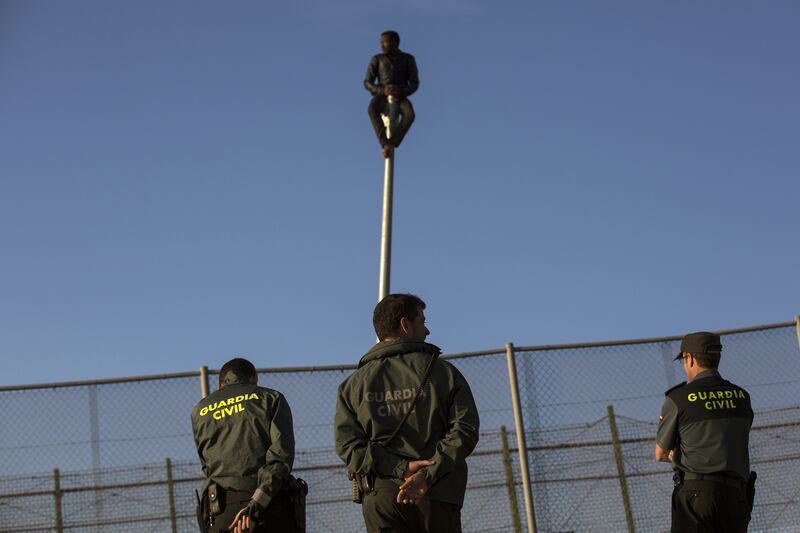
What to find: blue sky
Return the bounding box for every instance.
[1,0,798,386]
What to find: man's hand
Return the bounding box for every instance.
[396,459,435,505]
[228,506,251,533]
[383,84,400,97]
[403,459,435,479]
[228,501,262,533]
[397,471,431,505]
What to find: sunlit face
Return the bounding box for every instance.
[406,308,429,342]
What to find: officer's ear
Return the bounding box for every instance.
[398,316,412,337]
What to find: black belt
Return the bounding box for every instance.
[682,472,745,489]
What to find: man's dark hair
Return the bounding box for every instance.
[220,357,257,382]
[381,30,400,45]
[689,351,721,370]
[373,293,425,341]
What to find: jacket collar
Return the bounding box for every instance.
[358,339,441,368]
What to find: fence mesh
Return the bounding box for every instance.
[0,321,797,532]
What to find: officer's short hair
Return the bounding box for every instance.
[689,351,721,369]
[220,358,257,382]
[373,293,425,341]
[381,31,400,45]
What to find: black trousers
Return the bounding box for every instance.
[209,490,297,533]
[367,95,416,147]
[671,479,749,533]
[361,479,461,533]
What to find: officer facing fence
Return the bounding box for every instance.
[334,293,480,533]
[192,358,307,533]
[655,332,756,532]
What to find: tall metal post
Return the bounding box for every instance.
[166,458,178,533]
[608,404,636,533]
[378,155,394,302]
[505,343,537,533]
[378,95,397,303]
[199,366,210,399]
[795,315,800,351]
[53,468,63,533]
[501,425,523,533]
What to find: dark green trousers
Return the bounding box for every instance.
[671,479,749,533]
[208,490,297,533]
[362,479,462,533]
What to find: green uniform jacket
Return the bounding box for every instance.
[334,340,480,507]
[657,370,753,481]
[191,372,295,508]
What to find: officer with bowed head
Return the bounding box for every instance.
[191,357,306,533]
[655,332,755,532]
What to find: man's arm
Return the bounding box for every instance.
[400,54,419,98]
[420,366,479,485]
[654,397,679,462]
[364,56,382,96]
[251,393,295,509]
[334,382,409,479]
[655,444,673,462]
[190,411,211,478]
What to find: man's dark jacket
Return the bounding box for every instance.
[334,340,479,507]
[191,372,295,509]
[364,51,420,97]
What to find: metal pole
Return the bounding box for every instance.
[378,95,396,304]
[378,154,394,302]
[199,366,210,399]
[505,342,537,533]
[88,385,102,524]
[501,425,523,533]
[53,469,63,533]
[166,458,178,533]
[608,404,636,533]
[795,316,800,352]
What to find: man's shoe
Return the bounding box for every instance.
[381,144,394,158]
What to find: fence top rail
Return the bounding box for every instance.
[514,320,796,353]
[0,319,794,392]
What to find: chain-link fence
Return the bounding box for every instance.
[1,320,798,532]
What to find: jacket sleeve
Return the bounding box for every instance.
[334,382,409,479]
[191,411,211,479]
[400,55,419,97]
[423,365,480,484]
[364,55,382,96]
[252,393,295,508]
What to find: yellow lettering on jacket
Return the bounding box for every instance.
[200,394,258,417]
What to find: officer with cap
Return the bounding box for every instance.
[192,357,305,533]
[655,332,754,532]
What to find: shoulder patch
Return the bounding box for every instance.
[664,381,687,396]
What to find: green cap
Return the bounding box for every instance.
[675,331,722,361]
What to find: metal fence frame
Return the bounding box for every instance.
[1,317,798,533]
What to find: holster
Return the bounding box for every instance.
[287,475,309,531]
[195,489,210,533]
[348,471,374,504]
[746,471,757,522]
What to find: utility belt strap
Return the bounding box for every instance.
[682,471,745,489]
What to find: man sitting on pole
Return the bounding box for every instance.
[364,31,419,159]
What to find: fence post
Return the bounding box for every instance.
[607,405,635,533]
[53,469,63,533]
[506,342,537,533]
[166,458,178,533]
[200,366,210,399]
[795,316,800,351]
[501,425,523,533]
